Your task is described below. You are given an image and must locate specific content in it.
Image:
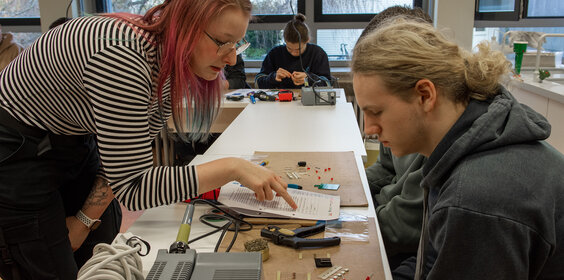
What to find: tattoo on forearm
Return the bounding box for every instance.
[85,177,111,207]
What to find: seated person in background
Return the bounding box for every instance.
[255,13,330,89]
[360,6,432,269]
[366,145,426,268]
[353,17,564,279]
[224,54,250,89]
[0,25,23,71]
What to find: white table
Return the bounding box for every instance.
[205,94,367,161]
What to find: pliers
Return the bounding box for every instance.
[260,223,341,249]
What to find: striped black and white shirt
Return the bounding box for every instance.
[0,16,198,211]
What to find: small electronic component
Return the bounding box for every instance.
[315,184,340,190]
[313,254,332,268]
[287,184,302,190]
[244,238,270,262]
[318,266,343,280]
[226,95,244,101]
[255,91,277,101]
[297,161,306,167]
[278,89,293,102]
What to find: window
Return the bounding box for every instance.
[0,0,41,26]
[104,0,423,66]
[250,0,305,23]
[475,0,520,20]
[477,0,516,12]
[0,0,41,47]
[317,29,362,61]
[526,0,564,17]
[110,0,160,14]
[243,29,284,61]
[0,0,40,17]
[475,0,564,19]
[314,0,420,22]
[252,0,298,15]
[473,27,564,66]
[473,0,564,65]
[108,0,305,22]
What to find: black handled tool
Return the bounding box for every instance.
[260,224,341,249]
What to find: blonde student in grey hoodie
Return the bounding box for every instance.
[353,18,564,280]
[360,6,432,269]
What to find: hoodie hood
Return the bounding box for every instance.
[422,86,551,189]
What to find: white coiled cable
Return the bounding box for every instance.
[77,233,147,280]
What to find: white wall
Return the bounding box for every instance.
[434,0,476,51]
[38,0,82,33]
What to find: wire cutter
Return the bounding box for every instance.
[260,223,341,249]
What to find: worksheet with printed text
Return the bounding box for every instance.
[218,182,340,220]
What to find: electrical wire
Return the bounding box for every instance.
[66,0,73,19]
[77,201,248,279]
[77,235,149,280]
[187,199,252,252]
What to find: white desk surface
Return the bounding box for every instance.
[206,98,366,159]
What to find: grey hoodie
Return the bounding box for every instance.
[394,87,564,280]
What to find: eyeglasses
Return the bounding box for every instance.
[204,31,250,56]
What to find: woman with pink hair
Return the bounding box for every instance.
[0,0,296,278]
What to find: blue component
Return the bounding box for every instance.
[288,184,302,190]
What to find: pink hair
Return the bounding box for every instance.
[108,0,251,141]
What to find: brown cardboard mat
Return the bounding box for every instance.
[255,151,368,207]
[218,217,386,280]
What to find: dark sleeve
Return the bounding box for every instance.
[255,49,282,89]
[225,54,250,89]
[375,156,425,256]
[392,250,434,280]
[392,256,417,280]
[308,46,331,86]
[424,207,551,280]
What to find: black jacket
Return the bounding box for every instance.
[255,43,331,89]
